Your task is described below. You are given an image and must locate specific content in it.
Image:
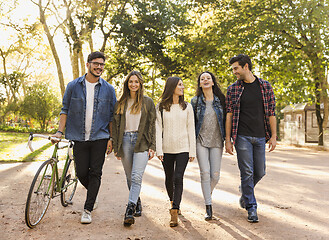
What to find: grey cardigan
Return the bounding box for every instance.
[112,95,156,157]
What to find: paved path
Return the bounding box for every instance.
[1,144,328,239]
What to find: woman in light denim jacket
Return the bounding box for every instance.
[112,70,156,227]
[191,71,226,221]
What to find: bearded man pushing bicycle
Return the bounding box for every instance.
[53,51,117,224]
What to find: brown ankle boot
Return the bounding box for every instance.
[169,209,178,227]
[171,201,181,215]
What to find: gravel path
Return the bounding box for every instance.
[1,143,328,240]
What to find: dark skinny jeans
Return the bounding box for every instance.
[73,139,107,212]
[162,152,189,209]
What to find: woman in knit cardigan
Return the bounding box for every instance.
[156,76,196,227]
[112,70,156,227]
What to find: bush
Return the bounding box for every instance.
[0,125,57,134]
[20,82,61,131]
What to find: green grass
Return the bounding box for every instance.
[0,132,30,152]
[22,142,53,162]
[0,131,53,162]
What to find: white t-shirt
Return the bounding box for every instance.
[85,79,98,141]
[125,98,141,132]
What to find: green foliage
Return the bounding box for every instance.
[104,0,191,101]
[20,82,61,131]
[0,125,56,133]
[174,0,328,106]
[0,71,26,102]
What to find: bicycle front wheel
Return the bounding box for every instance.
[25,159,55,228]
[60,158,78,207]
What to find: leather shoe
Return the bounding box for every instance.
[247,209,259,223]
[134,197,142,217]
[124,202,136,226]
[204,205,212,221]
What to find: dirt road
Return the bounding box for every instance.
[1,144,328,240]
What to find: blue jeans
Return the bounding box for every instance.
[196,142,223,205]
[235,135,266,211]
[122,132,148,204]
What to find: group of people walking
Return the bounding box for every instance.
[54,51,277,227]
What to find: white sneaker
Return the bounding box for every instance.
[81,209,92,224]
[93,196,99,210]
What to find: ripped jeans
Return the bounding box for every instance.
[196,142,223,205]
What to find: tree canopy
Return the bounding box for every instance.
[0,0,328,144]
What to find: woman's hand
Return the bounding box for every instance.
[106,139,113,155]
[189,157,195,162]
[157,155,163,161]
[148,149,155,160]
[114,152,121,160]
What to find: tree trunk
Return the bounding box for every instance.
[88,34,94,53]
[0,51,11,105]
[315,87,324,146]
[310,54,328,146]
[79,50,85,75]
[38,0,65,98]
[322,68,329,145]
[151,65,156,99]
[72,48,79,79]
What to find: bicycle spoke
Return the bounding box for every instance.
[60,158,78,207]
[25,160,54,228]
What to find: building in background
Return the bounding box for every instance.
[280,103,329,146]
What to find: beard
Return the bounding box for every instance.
[88,66,103,78]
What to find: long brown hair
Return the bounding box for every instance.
[196,71,226,112]
[116,70,144,114]
[159,76,187,111]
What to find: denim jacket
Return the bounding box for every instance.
[191,94,225,142]
[60,74,117,141]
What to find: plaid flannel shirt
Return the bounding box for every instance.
[225,76,276,144]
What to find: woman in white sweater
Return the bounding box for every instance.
[156,76,196,227]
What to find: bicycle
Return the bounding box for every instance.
[25,133,78,228]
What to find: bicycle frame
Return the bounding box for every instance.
[25,133,77,228]
[52,144,74,195]
[28,133,74,196]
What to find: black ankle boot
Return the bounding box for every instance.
[205,205,212,221]
[134,197,142,217]
[124,202,136,226]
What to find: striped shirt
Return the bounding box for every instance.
[225,76,276,144]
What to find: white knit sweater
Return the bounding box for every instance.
[156,103,196,157]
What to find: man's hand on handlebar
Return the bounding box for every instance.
[51,131,63,144]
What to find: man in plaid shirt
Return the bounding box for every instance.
[225,54,277,223]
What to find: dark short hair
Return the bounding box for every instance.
[87,51,106,63]
[229,54,252,71]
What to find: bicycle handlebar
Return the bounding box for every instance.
[27,133,74,159]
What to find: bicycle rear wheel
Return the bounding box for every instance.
[25,159,55,228]
[60,158,78,207]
